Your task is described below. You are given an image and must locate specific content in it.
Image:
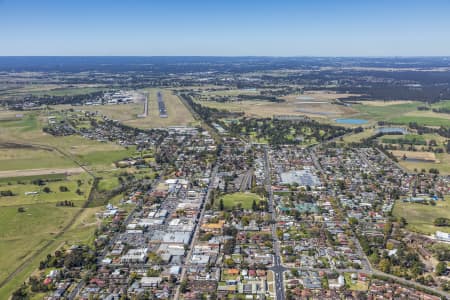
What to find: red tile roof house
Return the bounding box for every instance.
[226,269,240,276]
[90,278,106,288]
[43,277,52,286]
[358,273,368,281]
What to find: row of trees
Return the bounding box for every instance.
[8,90,107,108]
[434,217,450,227]
[0,190,15,196]
[227,118,350,146]
[179,93,244,123]
[56,200,75,207]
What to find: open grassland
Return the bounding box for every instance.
[219,192,261,210]
[0,109,139,297]
[353,102,420,122]
[0,147,77,171]
[0,88,159,297]
[404,109,450,120]
[390,150,437,162]
[124,89,195,128]
[0,84,61,96]
[433,100,450,109]
[0,150,103,297]
[379,132,448,148]
[74,103,144,121]
[397,153,450,175]
[28,86,106,97]
[353,101,450,126]
[74,147,137,170]
[393,196,450,235]
[0,173,66,184]
[0,201,85,284]
[197,95,449,127]
[198,88,259,97]
[357,100,415,106]
[0,201,103,299]
[0,110,142,174]
[343,128,377,143]
[51,88,195,129]
[195,90,357,120]
[0,110,26,120]
[0,173,91,206]
[0,113,39,132]
[0,167,84,179]
[390,115,449,127]
[0,84,106,98]
[382,134,426,144]
[0,111,133,169]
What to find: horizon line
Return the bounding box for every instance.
[1,55,450,58]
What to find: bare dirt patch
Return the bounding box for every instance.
[390,150,437,162]
[356,100,414,106]
[0,167,84,178]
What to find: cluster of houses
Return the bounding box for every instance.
[34,118,450,300]
[83,90,134,106]
[268,146,367,272]
[179,142,275,299]
[368,279,441,300]
[40,126,219,299]
[215,137,254,193]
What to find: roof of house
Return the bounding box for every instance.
[226,268,240,275]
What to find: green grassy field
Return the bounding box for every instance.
[219,192,261,210]
[0,113,39,132]
[344,273,369,291]
[75,147,137,167]
[0,108,139,297]
[51,88,196,129]
[124,88,195,128]
[343,128,376,144]
[29,86,106,97]
[0,201,84,282]
[381,134,426,145]
[0,147,77,171]
[0,173,91,206]
[0,86,106,98]
[393,196,450,235]
[433,100,450,109]
[353,102,419,121]
[398,153,450,175]
[0,173,66,184]
[0,201,102,299]
[353,101,450,126]
[390,115,449,126]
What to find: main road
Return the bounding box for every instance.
[263,146,286,300]
[173,163,219,300]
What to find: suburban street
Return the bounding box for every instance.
[173,164,219,300]
[264,146,286,300]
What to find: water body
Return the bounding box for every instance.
[376,127,408,134]
[296,96,316,100]
[335,118,368,125]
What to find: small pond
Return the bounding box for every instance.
[335,118,368,125]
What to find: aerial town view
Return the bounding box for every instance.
[0,1,450,300]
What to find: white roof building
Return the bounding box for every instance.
[120,248,148,264]
[436,231,450,242]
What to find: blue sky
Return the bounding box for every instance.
[1,0,450,56]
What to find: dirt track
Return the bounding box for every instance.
[0,167,84,178]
